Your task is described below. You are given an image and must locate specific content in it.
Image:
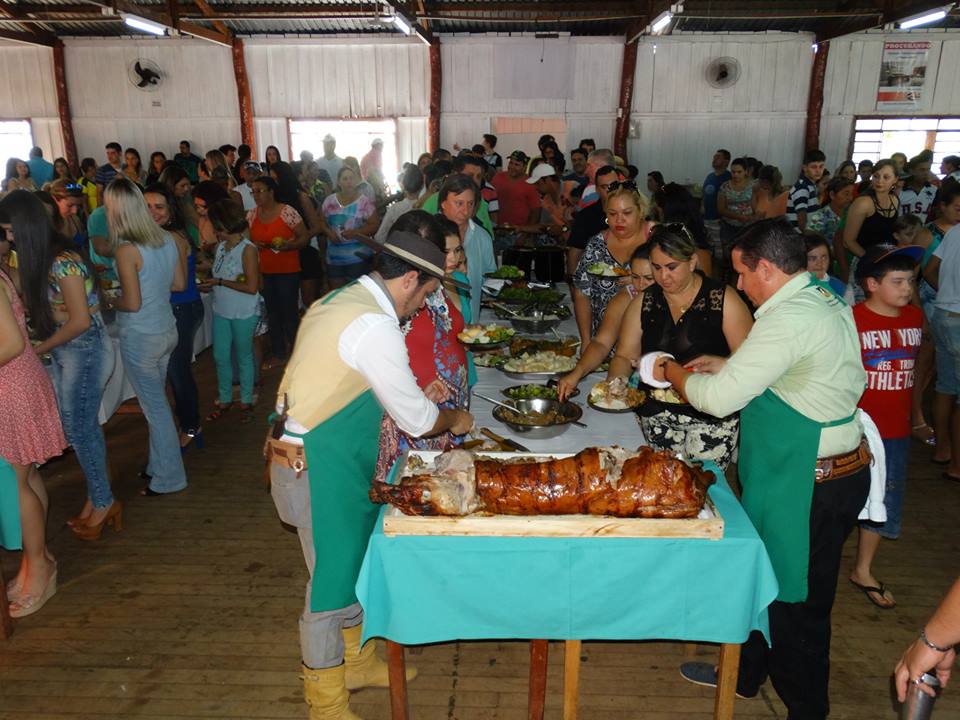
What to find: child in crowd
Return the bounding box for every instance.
[850,244,925,609]
[803,232,846,297]
[893,213,923,247]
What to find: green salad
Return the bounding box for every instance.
[487,265,525,279]
[498,287,564,305]
[504,384,559,400]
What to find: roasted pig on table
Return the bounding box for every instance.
[369,446,714,518]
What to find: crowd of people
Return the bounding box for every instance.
[2,129,959,720]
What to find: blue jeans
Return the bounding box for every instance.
[859,436,910,539]
[261,272,300,360]
[213,313,258,405]
[49,315,115,509]
[119,328,187,494]
[931,307,960,396]
[167,299,204,433]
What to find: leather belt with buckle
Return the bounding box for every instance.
[264,437,307,483]
[815,438,871,483]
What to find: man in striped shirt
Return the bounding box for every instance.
[786,149,826,231]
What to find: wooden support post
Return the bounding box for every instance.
[528,640,549,720]
[714,642,742,720]
[386,640,410,720]
[562,640,581,720]
[0,561,12,639]
[613,37,639,160]
[232,38,255,153]
[52,39,79,174]
[804,40,829,153]
[428,40,441,153]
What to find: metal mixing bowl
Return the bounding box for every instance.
[492,398,583,440]
[509,313,562,334]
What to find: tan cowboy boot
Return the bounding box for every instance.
[342,624,418,691]
[302,663,363,720]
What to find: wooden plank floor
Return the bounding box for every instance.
[2,349,959,719]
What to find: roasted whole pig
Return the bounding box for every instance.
[369,446,714,518]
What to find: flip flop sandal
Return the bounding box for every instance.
[850,578,896,609]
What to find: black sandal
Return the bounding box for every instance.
[238,403,255,424]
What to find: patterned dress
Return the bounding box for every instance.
[573,232,632,338]
[373,288,469,483]
[0,270,67,466]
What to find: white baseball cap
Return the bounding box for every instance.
[526,163,557,184]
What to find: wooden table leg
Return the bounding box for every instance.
[386,640,409,720]
[562,640,581,720]
[0,561,12,639]
[713,642,741,720]
[528,639,549,720]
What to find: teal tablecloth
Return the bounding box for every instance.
[0,456,22,550]
[356,463,778,645]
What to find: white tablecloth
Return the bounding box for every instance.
[48,293,214,424]
[469,306,645,451]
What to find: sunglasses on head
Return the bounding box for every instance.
[607,180,639,193]
[660,222,695,244]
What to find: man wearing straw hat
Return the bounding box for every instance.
[266,230,474,719]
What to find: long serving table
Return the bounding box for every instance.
[355,306,779,720]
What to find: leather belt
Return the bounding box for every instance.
[815,439,871,483]
[263,437,307,490]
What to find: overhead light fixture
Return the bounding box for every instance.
[651,11,673,34]
[898,6,950,29]
[123,14,167,36]
[391,12,412,35]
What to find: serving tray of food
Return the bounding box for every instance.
[375,447,723,539]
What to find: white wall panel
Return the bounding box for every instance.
[821,30,960,167]
[0,42,61,159]
[629,33,813,184]
[245,38,429,119]
[63,37,240,160]
[440,36,621,154]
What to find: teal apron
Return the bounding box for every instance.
[288,390,384,613]
[738,278,859,602]
[0,457,21,550]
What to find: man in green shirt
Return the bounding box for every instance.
[647,219,870,719]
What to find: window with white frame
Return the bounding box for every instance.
[851,117,960,177]
[0,120,34,181]
[289,119,399,192]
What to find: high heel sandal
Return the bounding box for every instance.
[9,566,57,619]
[206,402,232,422]
[71,501,123,541]
[180,428,205,454]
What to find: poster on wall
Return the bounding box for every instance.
[877,41,930,109]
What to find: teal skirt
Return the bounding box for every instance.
[0,457,21,550]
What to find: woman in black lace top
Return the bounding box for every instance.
[610,224,753,468]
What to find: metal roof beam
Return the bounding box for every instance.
[0,25,54,45]
[85,0,232,45]
[0,0,56,42]
[815,0,953,41]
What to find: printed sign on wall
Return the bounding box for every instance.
[877,41,930,109]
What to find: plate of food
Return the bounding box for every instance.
[650,386,686,404]
[457,324,516,349]
[588,377,646,412]
[501,351,578,380]
[501,383,579,401]
[473,351,509,368]
[485,265,525,280]
[497,286,566,305]
[586,262,629,278]
[510,335,579,358]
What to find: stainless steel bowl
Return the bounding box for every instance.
[492,398,583,440]
[509,314,562,334]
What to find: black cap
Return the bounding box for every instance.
[855,244,924,282]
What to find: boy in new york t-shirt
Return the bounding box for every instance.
[850,244,925,609]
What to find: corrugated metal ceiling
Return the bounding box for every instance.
[1,0,956,40]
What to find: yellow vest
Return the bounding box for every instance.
[277,282,386,431]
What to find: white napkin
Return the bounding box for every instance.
[637,352,675,389]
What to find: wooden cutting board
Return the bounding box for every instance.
[381,450,724,540]
[382,496,723,539]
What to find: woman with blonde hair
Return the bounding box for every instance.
[572,181,654,346]
[107,177,187,496]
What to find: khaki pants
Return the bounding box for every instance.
[270,461,363,669]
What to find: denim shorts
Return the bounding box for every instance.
[859,436,910,539]
[931,307,960,397]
